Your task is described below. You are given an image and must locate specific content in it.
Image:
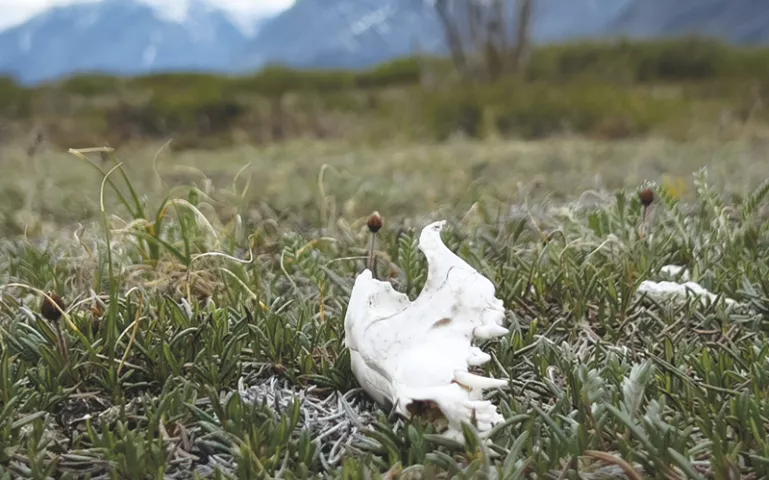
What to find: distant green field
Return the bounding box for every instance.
[1,135,768,237]
[4,36,769,151]
[0,136,768,477]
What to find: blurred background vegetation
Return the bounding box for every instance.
[2,36,769,151]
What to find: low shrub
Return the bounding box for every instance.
[421,79,683,140]
[57,73,124,96]
[528,36,769,84]
[0,77,32,118]
[355,57,423,88]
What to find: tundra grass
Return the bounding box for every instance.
[2,136,769,238]
[0,141,768,478]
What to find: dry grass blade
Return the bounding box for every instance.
[584,450,644,480]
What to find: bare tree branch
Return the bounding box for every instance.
[432,0,534,81]
[513,0,533,74]
[435,0,469,77]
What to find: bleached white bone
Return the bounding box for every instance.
[344,220,508,440]
[637,265,738,307]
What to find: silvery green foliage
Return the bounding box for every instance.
[622,360,655,420]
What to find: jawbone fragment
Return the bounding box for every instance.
[344,220,509,440]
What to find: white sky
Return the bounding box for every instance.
[0,0,296,30]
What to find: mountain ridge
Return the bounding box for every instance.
[0,0,268,84]
[607,0,769,44]
[2,0,769,85]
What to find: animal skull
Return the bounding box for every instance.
[344,220,509,440]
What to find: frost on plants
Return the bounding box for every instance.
[343,220,509,441]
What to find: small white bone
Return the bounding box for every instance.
[475,324,510,339]
[453,370,508,390]
[467,347,491,366]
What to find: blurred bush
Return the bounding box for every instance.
[421,79,681,140]
[7,36,769,149]
[527,36,769,83]
[57,73,125,96]
[0,77,32,118]
[355,57,422,88]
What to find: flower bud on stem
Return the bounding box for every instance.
[367,212,383,279]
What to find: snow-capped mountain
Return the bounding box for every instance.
[2,0,769,85]
[607,0,769,44]
[0,0,269,84]
[242,0,636,70]
[241,0,441,70]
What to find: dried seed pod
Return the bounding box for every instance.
[90,302,105,319]
[639,188,654,207]
[41,292,65,322]
[367,211,383,234]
